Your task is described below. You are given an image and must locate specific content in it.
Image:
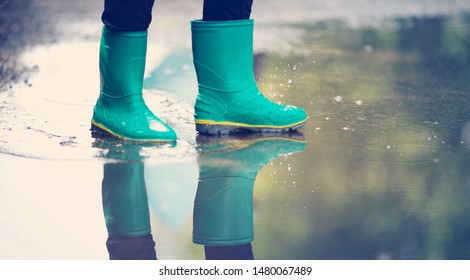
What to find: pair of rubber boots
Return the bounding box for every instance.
[91,20,307,142]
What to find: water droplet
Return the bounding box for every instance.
[334,95,343,102]
[364,45,373,53]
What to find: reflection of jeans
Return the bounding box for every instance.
[107,234,157,260]
[102,0,254,31]
[205,244,254,260]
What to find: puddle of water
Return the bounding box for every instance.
[250,14,470,260]
[0,40,197,162]
[0,155,106,259]
[1,1,470,259]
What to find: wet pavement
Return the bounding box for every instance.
[1,0,470,259]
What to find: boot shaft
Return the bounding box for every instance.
[191,19,256,93]
[100,27,148,98]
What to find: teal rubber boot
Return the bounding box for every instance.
[91,26,177,142]
[191,20,308,135]
[100,143,157,260]
[193,134,306,246]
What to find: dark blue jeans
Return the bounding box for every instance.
[102,0,254,31]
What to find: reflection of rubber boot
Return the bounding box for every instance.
[91,26,176,142]
[191,20,307,135]
[193,134,306,258]
[101,143,157,260]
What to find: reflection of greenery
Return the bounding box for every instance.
[254,14,470,259]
